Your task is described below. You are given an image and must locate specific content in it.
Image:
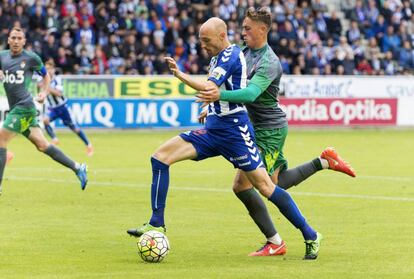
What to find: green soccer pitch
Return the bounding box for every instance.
[0,129,413,279]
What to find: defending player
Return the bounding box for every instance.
[127,18,321,259]
[197,8,356,259]
[42,61,93,156]
[0,27,88,194]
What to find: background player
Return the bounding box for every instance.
[0,27,88,194]
[42,61,93,156]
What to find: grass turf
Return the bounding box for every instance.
[0,129,413,279]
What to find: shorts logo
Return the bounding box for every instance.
[8,117,17,129]
[20,116,33,132]
[265,150,280,173]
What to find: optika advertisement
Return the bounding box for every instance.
[279,98,398,126]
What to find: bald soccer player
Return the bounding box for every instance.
[127,18,320,258]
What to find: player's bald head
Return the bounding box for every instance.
[200,17,227,35]
[199,17,230,56]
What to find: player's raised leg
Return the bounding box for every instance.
[127,135,198,237]
[27,127,88,190]
[276,148,355,190]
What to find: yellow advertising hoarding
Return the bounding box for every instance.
[114,76,205,98]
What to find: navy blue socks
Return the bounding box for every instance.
[268,186,317,240]
[149,157,170,227]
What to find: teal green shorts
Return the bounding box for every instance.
[255,126,288,176]
[3,106,39,137]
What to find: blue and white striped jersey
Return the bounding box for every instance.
[206,44,248,129]
[46,76,67,108]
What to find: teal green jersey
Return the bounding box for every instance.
[0,49,44,109]
[243,44,287,129]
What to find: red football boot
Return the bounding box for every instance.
[321,147,356,177]
[248,241,287,256]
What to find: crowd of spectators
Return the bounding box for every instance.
[0,0,413,75]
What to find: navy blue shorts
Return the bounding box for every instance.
[47,105,76,128]
[180,123,264,172]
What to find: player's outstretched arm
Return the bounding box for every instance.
[164,57,216,92]
[197,82,263,104]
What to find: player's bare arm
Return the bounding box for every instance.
[37,72,51,103]
[164,57,217,91]
[196,85,221,102]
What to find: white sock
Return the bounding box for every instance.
[267,233,283,245]
[319,158,330,169]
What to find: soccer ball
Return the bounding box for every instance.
[137,230,170,263]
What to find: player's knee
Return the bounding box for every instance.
[254,180,274,198]
[43,118,50,125]
[270,175,279,185]
[151,151,169,165]
[232,182,240,194]
[37,143,49,152]
[232,181,249,194]
[256,187,273,198]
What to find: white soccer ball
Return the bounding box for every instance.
[137,230,170,263]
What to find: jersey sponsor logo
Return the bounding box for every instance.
[3,70,24,84]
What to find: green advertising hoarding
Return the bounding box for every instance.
[62,77,114,98]
[0,75,203,98]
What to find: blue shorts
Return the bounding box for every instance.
[180,123,264,172]
[47,105,76,128]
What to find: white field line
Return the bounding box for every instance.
[4,174,414,202]
[6,167,414,181]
